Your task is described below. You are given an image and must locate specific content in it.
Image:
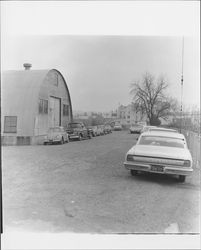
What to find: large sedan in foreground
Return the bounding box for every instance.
[124,131,193,182]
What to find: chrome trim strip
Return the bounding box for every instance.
[124,162,193,175]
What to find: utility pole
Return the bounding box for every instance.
[180,36,184,133]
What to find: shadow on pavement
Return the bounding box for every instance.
[128,172,200,190]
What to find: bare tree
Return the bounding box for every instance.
[130,73,177,125]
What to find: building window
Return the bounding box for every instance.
[63,104,69,116]
[39,99,48,114]
[44,100,48,113]
[4,116,17,133]
[39,99,43,113]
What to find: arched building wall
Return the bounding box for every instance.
[1,68,73,145]
[35,69,73,137]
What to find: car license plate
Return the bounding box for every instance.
[151,165,164,172]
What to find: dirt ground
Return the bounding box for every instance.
[2,131,200,233]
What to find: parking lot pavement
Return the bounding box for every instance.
[2,131,200,233]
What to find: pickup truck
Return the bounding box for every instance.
[67,122,92,140]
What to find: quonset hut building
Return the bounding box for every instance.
[2,64,73,145]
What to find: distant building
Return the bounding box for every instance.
[2,64,73,145]
[102,111,117,119]
[73,111,89,120]
[117,103,147,125]
[73,111,95,120]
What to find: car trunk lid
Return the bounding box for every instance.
[129,145,191,160]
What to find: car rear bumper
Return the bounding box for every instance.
[44,139,61,143]
[124,161,193,176]
[130,130,141,133]
[68,134,79,139]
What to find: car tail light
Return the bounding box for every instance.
[183,160,191,167]
[127,154,134,161]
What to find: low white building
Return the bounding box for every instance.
[73,111,89,120]
[102,111,117,119]
[117,103,147,125]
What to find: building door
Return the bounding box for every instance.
[49,97,61,127]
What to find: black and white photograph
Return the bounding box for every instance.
[1,1,200,249]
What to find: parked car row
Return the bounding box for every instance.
[44,122,193,183]
[44,123,112,145]
[124,125,192,183]
[88,124,112,136]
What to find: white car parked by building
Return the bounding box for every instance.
[44,126,69,145]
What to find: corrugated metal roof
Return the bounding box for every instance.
[2,69,73,136]
[1,70,50,130]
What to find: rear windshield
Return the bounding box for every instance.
[49,128,61,132]
[149,128,176,133]
[139,136,185,148]
[68,123,82,128]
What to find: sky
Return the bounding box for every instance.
[1,1,200,113]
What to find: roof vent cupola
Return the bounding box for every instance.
[23,63,32,70]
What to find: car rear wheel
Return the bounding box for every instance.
[78,134,82,141]
[178,175,186,182]
[60,137,64,144]
[130,170,138,176]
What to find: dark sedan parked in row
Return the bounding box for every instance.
[67,122,92,140]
